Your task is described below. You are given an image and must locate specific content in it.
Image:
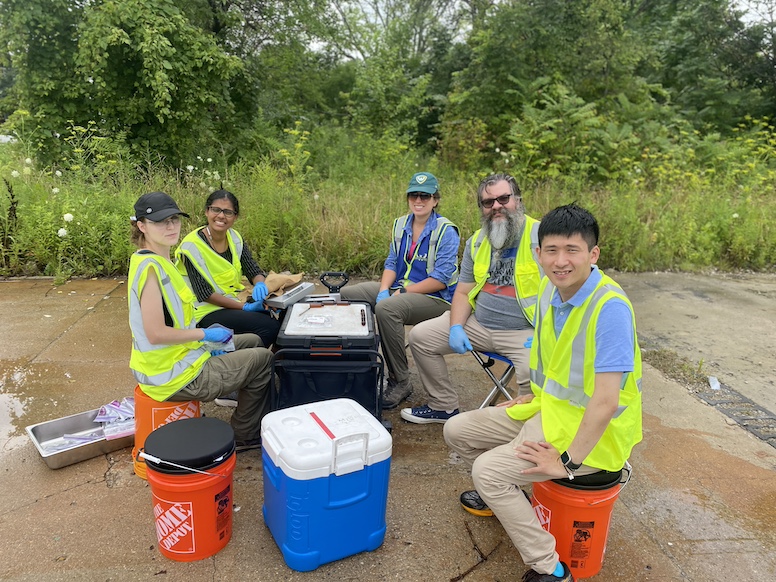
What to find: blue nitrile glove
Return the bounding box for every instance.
[210,349,227,357]
[376,290,390,303]
[524,336,533,348]
[201,327,232,344]
[243,299,266,312]
[448,324,473,354]
[251,282,269,303]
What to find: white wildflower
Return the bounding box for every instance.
[55,170,62,177]
[313,194,320,201]
[25,157,32,165]
[52,187,60,194]
[495,148,500,153]
[10,170,19,178]
[732,213,739,219]
[57,228,68,238]
[206,158,212,163]
[186,165,194,172]
[63,213,74,222]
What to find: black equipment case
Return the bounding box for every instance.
[272,301,384,419]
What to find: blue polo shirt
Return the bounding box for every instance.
[549,266,634,373]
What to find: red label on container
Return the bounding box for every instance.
[154,500,195,553]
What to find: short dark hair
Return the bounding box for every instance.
[206,189,240,215]
[477,173,521,204]
[538,204,599,249]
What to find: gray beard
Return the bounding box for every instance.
[482,207,525,250]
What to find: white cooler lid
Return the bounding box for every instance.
[261,398,392,480]
[281,302,371,337]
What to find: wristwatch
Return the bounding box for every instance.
[560,451,581,480]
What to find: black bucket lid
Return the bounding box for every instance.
[144,417,235,475]
[551,469,622,490]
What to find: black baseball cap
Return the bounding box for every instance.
[132,191,190,222]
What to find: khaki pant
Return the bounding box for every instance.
[170,334,273,442]
[443,408,600,574]
[408,312,533,411]
[340,282,450,384]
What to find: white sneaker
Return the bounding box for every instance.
[214,391,238,408]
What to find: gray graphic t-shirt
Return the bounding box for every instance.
[459,234,532,331]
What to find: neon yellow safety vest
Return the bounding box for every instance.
[467,215,542,323]
[175,227,245,322]
[508,273,643,472]
[128,252,210,401]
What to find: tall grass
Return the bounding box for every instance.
[1,120,774,281]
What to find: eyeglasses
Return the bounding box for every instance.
[207,206,236,217]
[480,193,514,208]
[147,215,181,227]
[407,192,434,201]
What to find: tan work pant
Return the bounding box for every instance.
[444,408,600,574]
[408,311,533,411]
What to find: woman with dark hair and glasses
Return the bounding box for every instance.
[340,172,460,410]
[128,191,270,451]
[175,189,281,353]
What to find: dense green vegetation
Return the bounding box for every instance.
[0,0,774,280]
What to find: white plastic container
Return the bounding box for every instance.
[261,398,392,571]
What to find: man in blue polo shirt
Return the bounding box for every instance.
[443,204,643,582]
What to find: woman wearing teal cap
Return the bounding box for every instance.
[127,191,271,451]
[340,172,460,410]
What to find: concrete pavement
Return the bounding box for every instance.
[0,276,774,581]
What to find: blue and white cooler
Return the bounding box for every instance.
[261,398,392,572]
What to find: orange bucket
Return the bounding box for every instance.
[143,417,236,562]
[532,472,625,579]
[132,385,200,479]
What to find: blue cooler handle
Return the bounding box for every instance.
[332,432,368,476]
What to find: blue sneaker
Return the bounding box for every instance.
[400,404,459,424]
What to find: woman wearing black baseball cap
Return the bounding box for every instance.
[127,191,271,451]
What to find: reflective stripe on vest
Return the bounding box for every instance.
[175,228,245,321]
[467,215,542,321]
[128,253,209,400]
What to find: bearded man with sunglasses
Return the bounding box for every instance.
[402,174,542,424]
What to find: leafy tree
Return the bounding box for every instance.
[633,0,767,128]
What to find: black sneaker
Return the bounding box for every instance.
[382,378,413,409]
[400,404,459,424]
[460,490,493,517]
[214,390,238,408]
[234,437,262,453]
[521,563,574,582]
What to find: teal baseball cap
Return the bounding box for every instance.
[407,172,439,195]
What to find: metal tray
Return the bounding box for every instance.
[26,409,134,469]
[265,281,316,309]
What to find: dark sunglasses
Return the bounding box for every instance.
[207,206,236,217]
[407,192,434,201]
[479,193,513,208]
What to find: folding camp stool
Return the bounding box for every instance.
[471,351,515,408]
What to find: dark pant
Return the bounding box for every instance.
[199,308,281,349]
[171,334,273,441]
